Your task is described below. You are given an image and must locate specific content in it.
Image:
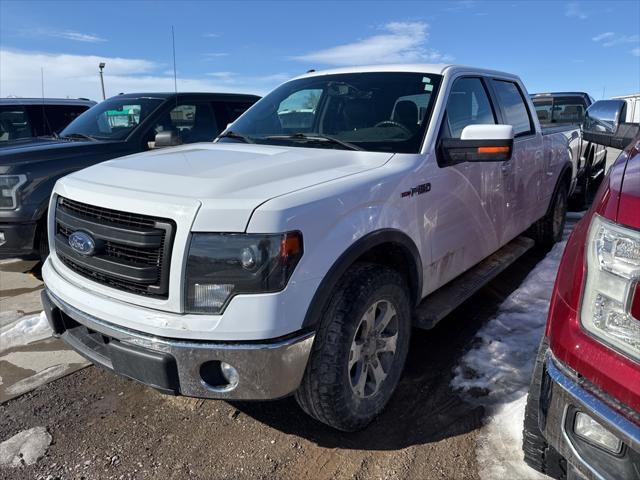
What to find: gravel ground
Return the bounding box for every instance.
[0,244,552,480]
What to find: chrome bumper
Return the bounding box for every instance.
[540,354,640,480]
[43,289,315,400]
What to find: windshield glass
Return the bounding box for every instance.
[532,96,588,125]
[221,72,442,153]
[60,97,164,140]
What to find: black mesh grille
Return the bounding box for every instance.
[55,196,175,298]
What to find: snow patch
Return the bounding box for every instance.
[0,427,51,467]
[452,240,567,480]
[0,312,51,353]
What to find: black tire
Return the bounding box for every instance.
[570,150,592,211]
[295,263,411,431]
[523,337,566,479]
[530,182,568,249]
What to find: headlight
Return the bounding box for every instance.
[0,174,27,209]
[185,231,303,314]
[580,214,640,361]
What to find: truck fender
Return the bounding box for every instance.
[301,229,422,329]
[546,160,573,216]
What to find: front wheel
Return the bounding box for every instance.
[295,263,411,431]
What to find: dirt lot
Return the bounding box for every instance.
[0,239,557,480]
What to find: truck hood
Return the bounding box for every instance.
[0,138,127,170]
[65,142,394,231]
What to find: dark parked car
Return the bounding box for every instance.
[0,92,259,261]
[0,98,96,145]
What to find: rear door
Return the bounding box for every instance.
[489,78,543,240]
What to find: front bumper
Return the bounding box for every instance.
[0,222,37,259]
[540,354,639,480]
[42,289,315,400]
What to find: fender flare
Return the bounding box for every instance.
[301,229,423,329]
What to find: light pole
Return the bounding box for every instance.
[98,62,106,100]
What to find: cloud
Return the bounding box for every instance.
[202,52,229,59]
[601,34,639,47]
[0,49,277,99]
[632,47,640,57]
[50,31,106,43]
[592,32,614,42]
[291,21,453,66]
[444,0,476,12]
[203,33,220,38]
[565,2,587,20]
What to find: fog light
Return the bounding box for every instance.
[193,283,233,310]
[574,412,622,454]
[220,362,239,388]
[0,232,5,247]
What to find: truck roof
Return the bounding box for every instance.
[0,97,96,106]
[530,92,590,98]
[294,64,521,81]
[109,92,260,101]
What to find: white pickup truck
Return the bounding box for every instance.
[42,65,573,431]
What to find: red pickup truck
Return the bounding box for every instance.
[523,100,640,480]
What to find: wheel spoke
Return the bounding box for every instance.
[375,302,396,334]
[349,341,364,370]
[376,333,397,354]
[369,359,387,392]
[361,305,376,336]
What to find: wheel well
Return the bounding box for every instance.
[356,242,420,305]
[302,231,422,329]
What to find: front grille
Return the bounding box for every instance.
[55,196,175,298]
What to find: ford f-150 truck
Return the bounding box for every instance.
[42,65,574,431]
[0,92,258,262]
[523,100,640,480]
[531,92,608,208]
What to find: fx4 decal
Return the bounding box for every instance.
[401,183,431,198]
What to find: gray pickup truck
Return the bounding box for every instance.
[531,92,607,208]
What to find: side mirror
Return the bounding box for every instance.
[441,124,514,165]
[582,100,639,149]
[153,130,182,149]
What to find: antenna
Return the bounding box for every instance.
[172,26,178,107]
[601,86,606,100]
[41,67,46,135]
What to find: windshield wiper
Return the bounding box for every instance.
[264,133,363,151]
[217,130,255,144]
[61,133,97,142]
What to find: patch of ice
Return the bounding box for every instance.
[0,312,51,353]
[0,350,85,372]
[6,364,71,396]
[0,426,51,467]
[451,240,567,480]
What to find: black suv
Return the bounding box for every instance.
[0,92,259,261]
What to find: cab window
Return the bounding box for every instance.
[492,80,533,136]
[443,77,496,139]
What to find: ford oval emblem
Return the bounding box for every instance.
[68,231,96,256]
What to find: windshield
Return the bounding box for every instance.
[532,96,588,125]
[221,72,442,153]
[60,97,164,141]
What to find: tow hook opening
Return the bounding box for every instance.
[200,360,239,391]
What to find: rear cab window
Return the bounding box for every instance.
[532,95,588,125]
[492,80,534,137]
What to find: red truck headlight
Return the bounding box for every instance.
[580,214,640,362]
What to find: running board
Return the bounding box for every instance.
[413,236,535,329]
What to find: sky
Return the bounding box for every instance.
[1,0,639,101]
